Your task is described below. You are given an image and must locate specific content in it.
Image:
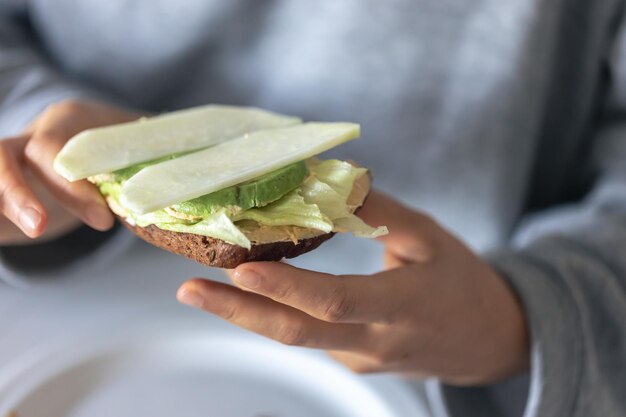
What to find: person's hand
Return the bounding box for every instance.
[176,191,529,385]
[0,99,143,245]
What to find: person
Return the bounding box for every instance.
[1,1,625,416]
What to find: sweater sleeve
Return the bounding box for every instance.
[0,4,131,287]
[430,119,626,417]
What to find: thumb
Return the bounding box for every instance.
[358,190,438,262]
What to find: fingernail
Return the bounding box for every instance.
[233,269,262,289]
[86,203,112,230]
[19,207,42,232]
[177,287,205,309]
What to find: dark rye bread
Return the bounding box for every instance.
[121,220,335,268]
[113,168,371,268]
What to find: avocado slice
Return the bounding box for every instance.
[100,158,308,217]
[111,151,192,182]
[172,161,308,216]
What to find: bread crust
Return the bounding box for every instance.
[121,219,335,268]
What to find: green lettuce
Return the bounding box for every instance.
[333,215,389,238]
[234,189,333,232]
[234,159,386,239]
[303,160,388,238]
[158,210,251,249]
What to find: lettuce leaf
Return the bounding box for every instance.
[303,160,388,238]
[299,177,347,219]
[132,209,190,227]
[231,159,385,238]
[234,190,333,232]
[159,209,251,249]
[333,215,388,238]
[309,159,367,200]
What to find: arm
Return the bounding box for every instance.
[426,117,626,417]
[470,119,626,417]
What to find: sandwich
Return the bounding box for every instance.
[54,105,387,268]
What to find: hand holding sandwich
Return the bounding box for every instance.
[41,103,529,385]
[0,100,141,244]
[178,191,530,385]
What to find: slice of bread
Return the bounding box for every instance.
[113,171,371,268]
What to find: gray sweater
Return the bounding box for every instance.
[1,1,626,416]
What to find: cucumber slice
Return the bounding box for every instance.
[121,122,360,214]
[54,105,301,181]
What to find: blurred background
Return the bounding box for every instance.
[2,0,623,416]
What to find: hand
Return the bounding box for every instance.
[0,99,143,245]
[177,191,529,385]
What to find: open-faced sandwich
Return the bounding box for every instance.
[54,105,387,267]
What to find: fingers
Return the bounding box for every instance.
[0,99,143,237]
[0,215,36,245]
[230,262,404,324]
[384,250,408,270]
[327,350,384,374]
[24,130,114,231]
[358,190,437,263]
[0,137,47,237]
[177,278,368,351]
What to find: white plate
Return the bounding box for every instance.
[0,330,429,417]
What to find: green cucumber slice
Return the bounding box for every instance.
[121,122,360,214]
[54,105,301,181]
